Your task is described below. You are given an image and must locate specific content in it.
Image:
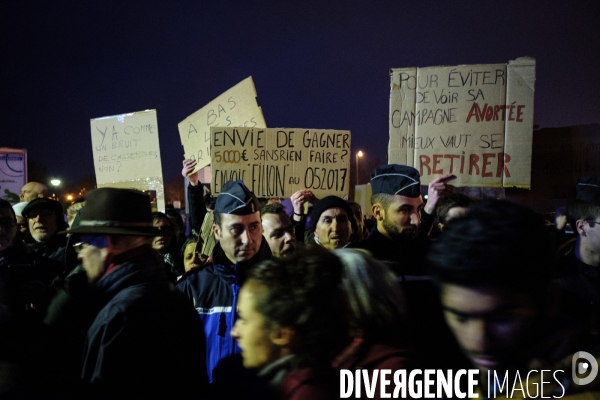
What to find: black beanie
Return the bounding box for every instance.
[310,196,357,235]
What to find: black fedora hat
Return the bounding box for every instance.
[68,188,161,236]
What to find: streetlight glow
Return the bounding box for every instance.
[356,150,364,186]
[49,179,62,200]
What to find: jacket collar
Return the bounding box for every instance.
[210,237,272,283]
[92,247,169,301]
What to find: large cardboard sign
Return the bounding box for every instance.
[389,57,535,188]
[210,127,351,198]
[178,77,266,174]
[90,109,165,211]
[0,148,27,204]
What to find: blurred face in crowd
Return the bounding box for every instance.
[166,214,182,239]
[0,208,17,251]
[439,206,470,231]
[262,212,296,258]
[28,208,57,242]
[183,242,202,272]
[77,235,148,283]
[376,195,423,240]
[214,211,262,263]
[75,235,111,283]
[20,182,45,202]
[152,217,173,254]
[440,283,539,374]
[314,207,351,250]
[554,210,567,230]
[231,279,282,369]
[349,203,365,234]
[16,216,29,236]
[446,207,469,223]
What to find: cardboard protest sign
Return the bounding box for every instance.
[0,148,27,204]
[90,109,165,211]
[210,127,351,198]
[178,77,266,174]
[389,57,535,188]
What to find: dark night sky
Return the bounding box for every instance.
[2,1,599,187]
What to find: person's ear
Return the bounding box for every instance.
[438,222,444,232]
[372,203,385,222]
[212,224,221,240]
[270,326,295,347]
[313,222,321,240]
[576,220,587,237]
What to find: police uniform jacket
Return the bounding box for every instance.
[176,237,272,382]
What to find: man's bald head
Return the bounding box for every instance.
[20,182,47,202]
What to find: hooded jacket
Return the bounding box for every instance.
[176,237,272,382]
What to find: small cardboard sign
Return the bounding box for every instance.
[178,77,266,174]
[90,109,165,211]
[389,57,535,188]
[210,127,351,198]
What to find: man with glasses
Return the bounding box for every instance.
[46,188,208,399]
[559,175,600,329]
[21,198,68,266]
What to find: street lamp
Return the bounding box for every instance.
[356,150,364,186]
[50,179,61,200]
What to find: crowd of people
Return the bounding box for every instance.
[1,160,599,399]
